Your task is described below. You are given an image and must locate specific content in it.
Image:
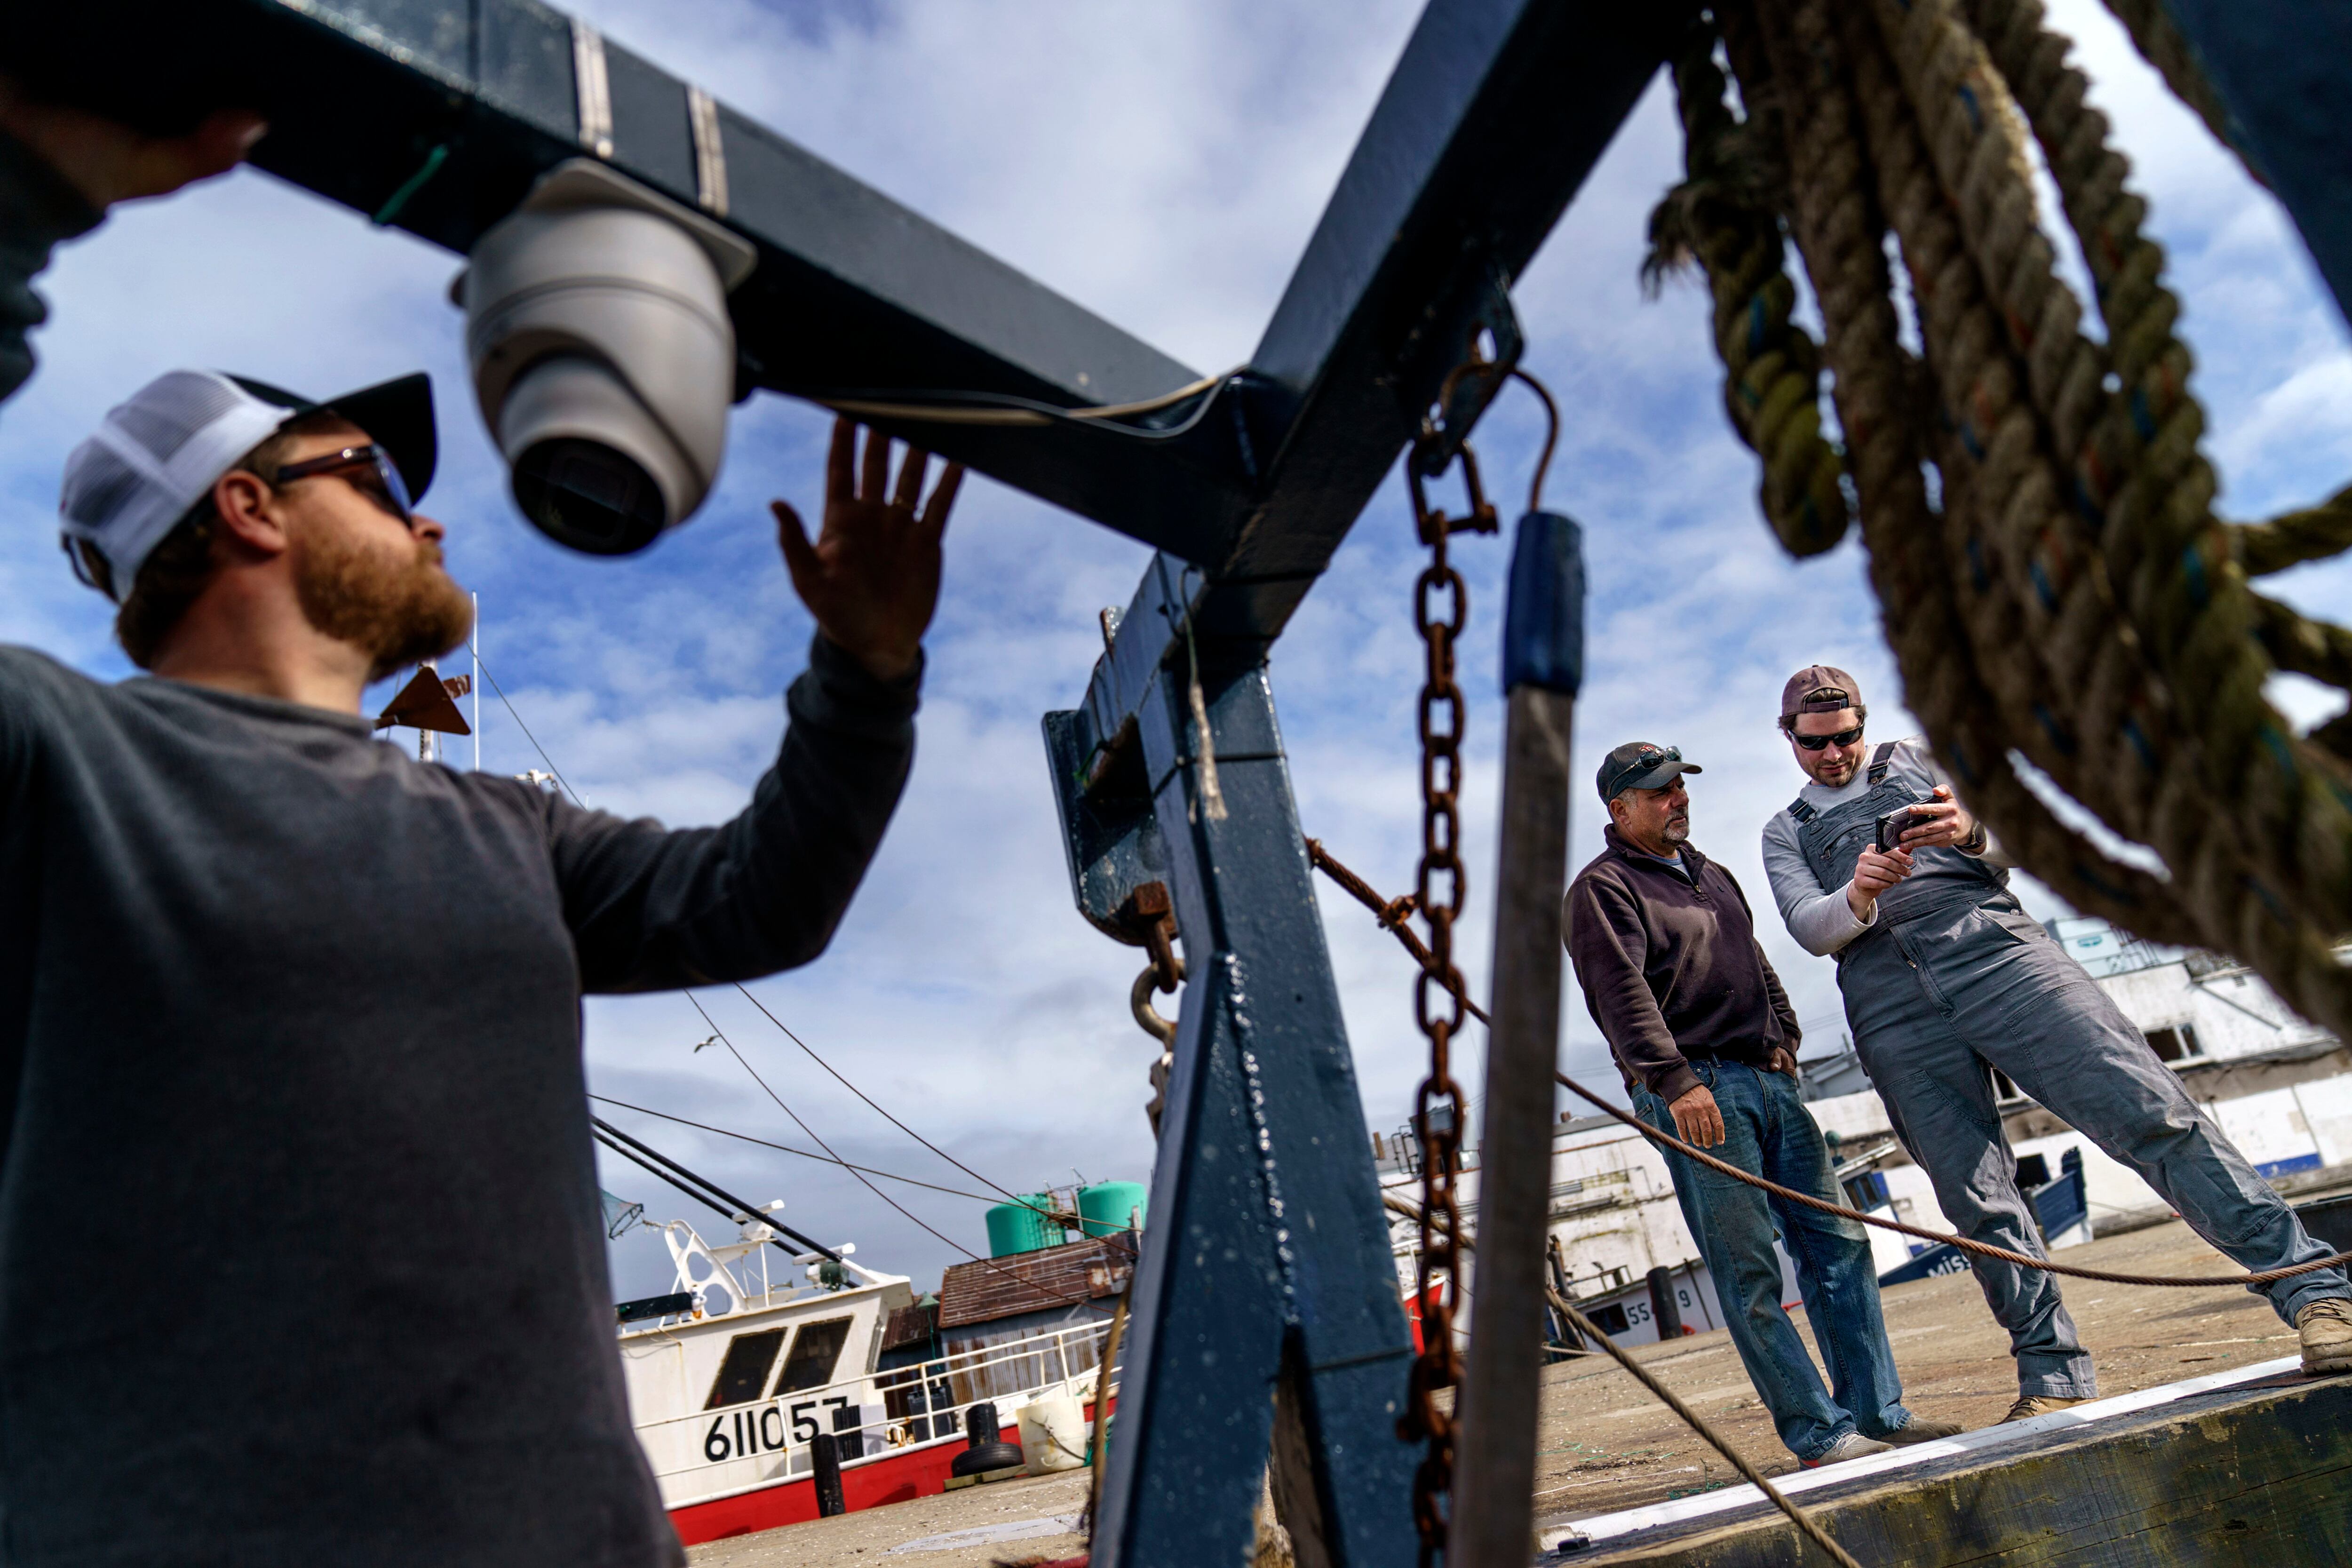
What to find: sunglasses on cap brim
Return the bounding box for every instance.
[1606,745,1687,795]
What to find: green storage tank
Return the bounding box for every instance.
[985,1194,1063,1258]
[1076,1181,1148,1239]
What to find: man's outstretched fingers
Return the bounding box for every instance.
[891,446,930,512]
[826,417,856,502]
[773,499,816,581]
[922,462,966,540]
[859,423,890,500]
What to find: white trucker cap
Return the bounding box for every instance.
[59,368,437,601]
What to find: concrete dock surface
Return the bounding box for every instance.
[692,1216,2332,1567]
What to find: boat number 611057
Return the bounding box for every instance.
[705,1394,853,1463]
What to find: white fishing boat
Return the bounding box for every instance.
[613,1199,1129,1545]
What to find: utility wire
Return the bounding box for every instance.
[475,647,1029,1209]
[472,653,583,808]
[594,1130,805,1253]
[723,985,1025,1204]
[686,992,1106,1312]
[590,1093,996,1203]
[591,1117,839,1261]
[472,650,1077,1298]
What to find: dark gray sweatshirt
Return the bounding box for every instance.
[0,637,917,1566]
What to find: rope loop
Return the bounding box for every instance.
[1641,0,2352,1038]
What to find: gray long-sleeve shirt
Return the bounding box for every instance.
[1759,735,2011,955]
[0,636,916,1566]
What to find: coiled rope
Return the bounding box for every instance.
[1308,837,2352,1289]
[1650,0,2352,1044]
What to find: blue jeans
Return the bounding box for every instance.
[1634,1059,1914,1462]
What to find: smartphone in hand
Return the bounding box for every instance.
[1875,808,1920,854]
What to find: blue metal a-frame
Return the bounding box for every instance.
[31,0,2352,1561]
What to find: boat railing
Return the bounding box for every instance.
[641,1318,1119,1493]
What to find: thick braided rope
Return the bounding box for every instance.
[1653,21,1852,557]
[1866,0,2177,850]
[1833,3,2210,937]
[1825,0,2177,863]
[1949,0,2352,1032]
[1749,0,2207,945]
[1843,0,2352,1032]
[2236,484,2352,580]
[1668,0,2352,1025]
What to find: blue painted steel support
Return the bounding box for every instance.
[1046,560,1419,1568]
[2161,0,2352,329]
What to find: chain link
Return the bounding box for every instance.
[1397,421,1495,1564]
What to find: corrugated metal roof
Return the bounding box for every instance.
[881,1301,938,1353]
[938,1235,1137,1329]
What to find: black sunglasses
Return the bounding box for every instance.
[271,445,415,527]
[1791,723,1865,752]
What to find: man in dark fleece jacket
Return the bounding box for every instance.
[1564,741,1954,1467]
[5,344,961,1568]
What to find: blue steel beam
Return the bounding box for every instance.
[0,0,1252,563]
[2158,0,2352,330]
[5,0,1676,599]
[1048,561,1418,1568]
[1041,3,1674,1560]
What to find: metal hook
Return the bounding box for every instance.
[1511,367,1561,515]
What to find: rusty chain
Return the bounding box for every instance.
[1397,407,1499,1564]
[1117,883,1186,1138]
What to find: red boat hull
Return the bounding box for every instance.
[667,1399,1108,1547]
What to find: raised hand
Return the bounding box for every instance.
[773,418,964,683]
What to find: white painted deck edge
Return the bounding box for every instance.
[1540,1353,2304,1549]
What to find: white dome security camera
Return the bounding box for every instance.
[458,160,758,554]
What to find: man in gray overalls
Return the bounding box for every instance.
[1759,666,2352,1419]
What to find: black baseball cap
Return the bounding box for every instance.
[230,371,438,504]
[1597,741,1702,803]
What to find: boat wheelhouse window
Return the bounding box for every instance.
[2146,1025,2200,1063]
[772,1317,852,1395]
[703,1328,788,1411]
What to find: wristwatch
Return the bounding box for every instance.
[1959,820,1989,855]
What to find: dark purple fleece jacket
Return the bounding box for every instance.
[1563,825,1802,1104]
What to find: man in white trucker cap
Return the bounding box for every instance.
[3,368,961,1567]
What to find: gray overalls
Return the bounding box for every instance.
[1792,746,2349,1397]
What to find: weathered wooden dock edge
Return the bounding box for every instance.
[1555,1372,2352,1567]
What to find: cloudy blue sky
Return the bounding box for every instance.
[5,0,2346,1300]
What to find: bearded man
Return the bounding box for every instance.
[1760,664,2352,1419]
[7,367,959,1566]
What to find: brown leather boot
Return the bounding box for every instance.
[1999,1393,2087,1424]
[2298,1297,2352,1375]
